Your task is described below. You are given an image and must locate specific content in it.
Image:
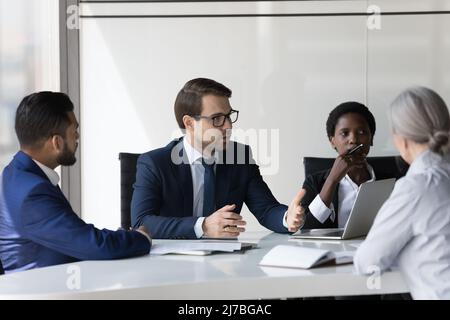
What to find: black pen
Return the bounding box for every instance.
[347,143,364,155]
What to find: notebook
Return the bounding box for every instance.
[259,245,354,269]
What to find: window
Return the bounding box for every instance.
[0,0,59,170]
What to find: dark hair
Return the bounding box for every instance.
[326,101,376,140]
[174,78,232,129]
[15,91,74,148]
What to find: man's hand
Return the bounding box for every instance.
[286,189,307,232]
[135,225,152,243]
[202,204,246,238]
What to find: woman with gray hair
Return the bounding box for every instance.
[354,86,450,300]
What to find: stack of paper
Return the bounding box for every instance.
[150,241,244,256]
[259,245,354,269]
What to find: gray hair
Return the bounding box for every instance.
[390,86,450,155]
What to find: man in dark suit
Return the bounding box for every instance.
[0,92,151,273]
[131,78,305,239]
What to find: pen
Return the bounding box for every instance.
[347,143,364,155]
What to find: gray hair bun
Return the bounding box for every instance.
[429,131,450,155]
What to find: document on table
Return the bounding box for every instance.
[150,240,251,256]
[259,245,354,269]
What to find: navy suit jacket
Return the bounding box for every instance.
[131,138,289,239]
[0,151,150,273]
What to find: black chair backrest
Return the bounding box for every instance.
[303,156,409,179]
[119,152,141,230]
[0,259,4,275]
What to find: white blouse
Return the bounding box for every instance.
[354,150,450,300]
[309,165,375,228]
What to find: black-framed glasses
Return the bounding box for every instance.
[193,109,239,127]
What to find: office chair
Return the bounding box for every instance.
[118,152,141,230]
[303,156,409,179]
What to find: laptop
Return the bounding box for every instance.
[292,178,396,240]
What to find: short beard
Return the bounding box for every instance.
[57,141,76,166]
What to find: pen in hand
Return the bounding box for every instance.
[347,143,364,155]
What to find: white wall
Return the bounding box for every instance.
[367,1,450,138]
[78,0,450,231]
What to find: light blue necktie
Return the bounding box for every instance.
[202,160,216,217]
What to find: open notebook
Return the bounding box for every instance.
[259,245,354,269]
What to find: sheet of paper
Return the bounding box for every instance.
[150,241,242,255]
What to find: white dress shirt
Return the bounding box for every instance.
[33,160,60,186]
[183,138,289,238]
[354,150,450,300]
[183,138,214,238]
[308,165,375,228]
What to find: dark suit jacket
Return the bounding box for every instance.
[301,166,400,229]
[131,138,289,239]
[0,151,150,273]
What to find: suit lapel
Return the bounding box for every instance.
[178,162,193,217]
[170,138,233,216]
[14,151,72,206]
[170,139,194,217]
[14,151,49,182]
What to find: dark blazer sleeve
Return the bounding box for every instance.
[131,153,197,239]
[301,170,338,229]
[21,183,151,260]
[244,152,289,233]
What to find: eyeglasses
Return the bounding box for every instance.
[193,109,239,127]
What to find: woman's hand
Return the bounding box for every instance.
[319,149,367,207]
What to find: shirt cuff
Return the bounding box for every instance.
[282,211,289,229]
[194,217,206,239]
[308,194,335,224]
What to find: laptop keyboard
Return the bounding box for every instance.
[322,231,344,237]
[295,229,344,237]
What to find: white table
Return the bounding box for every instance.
[0,231,409,299]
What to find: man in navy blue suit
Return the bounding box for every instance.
[0,92,151,273]
[131,78,306,239]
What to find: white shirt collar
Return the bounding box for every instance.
[33,160,60,186]
[407,149,443,176]
[183,137,217,165]
[343,163,376,186]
